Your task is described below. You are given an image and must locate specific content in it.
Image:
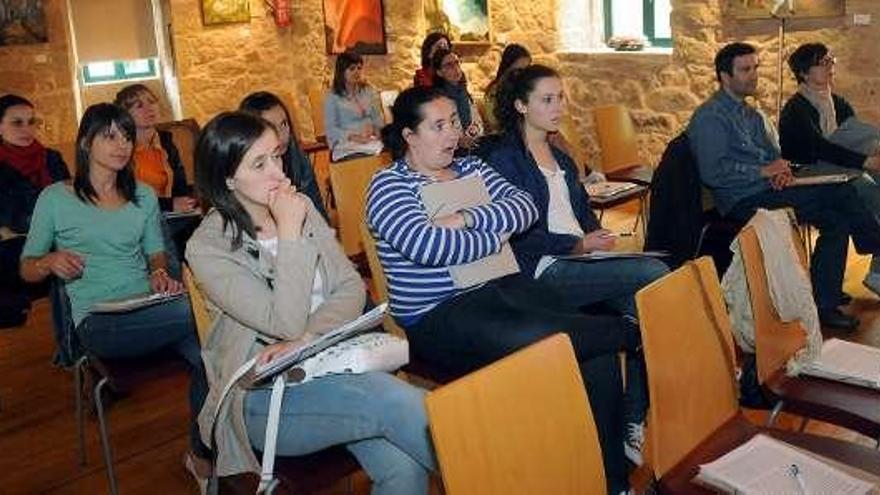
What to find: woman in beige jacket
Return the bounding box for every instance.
[185,112,434,493]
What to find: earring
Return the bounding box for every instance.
[226,178,235,191]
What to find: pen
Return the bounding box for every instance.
[788,463,808,494]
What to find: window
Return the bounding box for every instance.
[603,0,672,48]
[82,58,158,85]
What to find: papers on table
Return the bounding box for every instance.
[252,303,387,382]
[789,174,856,187]
[585,180,641,199]
[696,434,876,494]
[801,338,880,390]
[90,292,185,314]
[421,174,520,288]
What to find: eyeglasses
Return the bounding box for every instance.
[5,117,43,129]
[817,55,837,67]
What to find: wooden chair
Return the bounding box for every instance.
[591,104,654,185]
[156,118,200,185]
[425,334,607,495]
[359,221,458,386]
[737,224,880,445]
[307,86,326,144]
[559,113,647,234]
[328,152,391,257]
[636,257,880,492]
[182,264,361,494]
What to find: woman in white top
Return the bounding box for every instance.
[323,51,384,161]
[484,64,669,468]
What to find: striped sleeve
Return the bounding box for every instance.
[463,159,538,234]
[366,169,503,267]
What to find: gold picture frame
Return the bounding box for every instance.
[730,0,845,20]
[201,0,251,26]
[425,0,491,45]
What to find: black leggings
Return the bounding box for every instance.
[404,274,629,493]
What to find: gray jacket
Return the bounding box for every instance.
[185,206,366,476]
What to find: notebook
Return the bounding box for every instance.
[789,174,856,187]
[251,303,388,382]
[696,434,876,494]
[584,181,641,199]
[554,250,668,262]
[801,338,880,390]
[420,174,520,288]
[90,292,185,314]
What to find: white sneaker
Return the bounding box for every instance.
[624,422,645,466]
[863,272,880,298]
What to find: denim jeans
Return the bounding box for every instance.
[540,257,669,426]
[244,372,435,495]
[404,274,631,493]
[728,181,880,311]
[76,297,209,457]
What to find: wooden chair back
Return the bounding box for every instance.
[635,257,739,478]
[425,334,606,495]
[359,220,407,338]
[182,263,212,346]
[737,223,808,384]
[592,104,643,174]
[156,118,200,185]
[307,86,326,142]
[328,152,391,257]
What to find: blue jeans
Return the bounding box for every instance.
[244,372,435,495]
[76,297,209,457]
[540,257,669,426]
[729,181,880,311]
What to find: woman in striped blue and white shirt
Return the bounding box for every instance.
[366,86,638,495]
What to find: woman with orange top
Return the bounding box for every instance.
[114,84,196,213]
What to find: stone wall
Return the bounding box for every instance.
[0,0,77,146]
[4,0,880,167]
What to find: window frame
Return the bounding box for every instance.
[82,58,159,85]
[603,0,672,48]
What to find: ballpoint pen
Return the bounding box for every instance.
[788,463,808,494]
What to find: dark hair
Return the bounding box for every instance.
[495,64,560,135]
[195,111,273,249]
[488,44,532,90]
[714,42,757,83]
[114,83,157,110]
[788,43,829,83]
[381,86,448,160]
[73,103,137,205]
[239,91,300,179]
[420,32,451,69]
[332,51,365,96]
[0,94,33,121]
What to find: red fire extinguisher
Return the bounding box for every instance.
[272,0,291,27]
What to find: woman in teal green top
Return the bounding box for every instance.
[19,103,211,476]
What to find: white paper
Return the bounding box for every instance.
[789,174,854,187]
[697,434,875,494]
[802,338,880,390]
[584,180,640,199]
[554,250,668,262]
[90,292,184,314]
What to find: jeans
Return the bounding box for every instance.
[540,257,669,425]
[244,372,435,495]
[404,274,631,493]
[76,297,209,457]
[728,181,880,311]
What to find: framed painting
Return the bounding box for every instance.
[0,0,48,46]
[425,0,491,44]
[731,0,845,19]
[322,0,387,55]
[201,0,250,26]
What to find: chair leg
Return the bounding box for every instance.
[74,356,88,467]
[766,400,784,427]
[94,377,119,495]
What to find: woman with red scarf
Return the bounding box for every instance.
[0,94,69,326]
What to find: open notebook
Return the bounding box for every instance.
[251,303,387,382]
[697,434,876,494]
[801,338,880,390]
[584,181,641,199]
[90,292,185,314]
[554,250,668,262]
[420,174,519,288]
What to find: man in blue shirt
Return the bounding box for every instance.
[689,42,880,330]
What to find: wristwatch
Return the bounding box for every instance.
[461,209,476,229]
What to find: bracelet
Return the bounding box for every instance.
[150,267,169,278]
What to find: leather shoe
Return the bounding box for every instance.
[818,308,859,331]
